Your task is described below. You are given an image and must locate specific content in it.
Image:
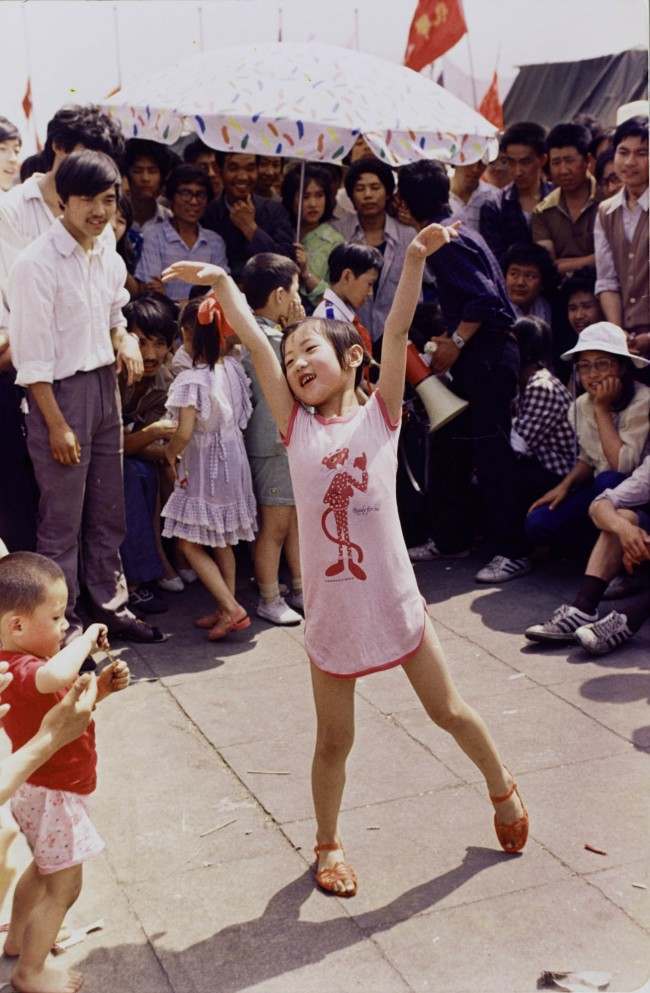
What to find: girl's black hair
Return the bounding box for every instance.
[280,163,336,224]
[181,300,220,370]
[55,149,120,202]
[513,316,553,369]
[281,318,366,389]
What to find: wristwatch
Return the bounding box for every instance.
[451,331,466,350]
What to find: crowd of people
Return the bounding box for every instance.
[0,97,648,992]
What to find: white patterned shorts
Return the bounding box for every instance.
[10,783,105,875]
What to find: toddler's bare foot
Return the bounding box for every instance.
[3,940,20,958]
[11,963,84,993]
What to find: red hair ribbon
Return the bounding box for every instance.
[197,292,236,342]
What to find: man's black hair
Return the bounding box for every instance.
[328,242,384,283]
[0,117,20,145]
[281,163,336,223]
[561,266,597,301]
[183,138,217,164]
[123,293,178,348]
[513,316,553,369]
[215,150,260,169]
[164,164,212,203]
[240,252,300,310]
[546,123,591,158]
[124,138,175,179]
[588,128,614,159]
[20,153,44,183]
[397,160,450,223]
[499,122,547,157]
[503,241,559,297]
[43,104,125,171]
[55,149,120,203]
[594,149,616,184]
[612,115,649,150]
[344,156,396,199]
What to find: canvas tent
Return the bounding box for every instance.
[503,49,648,128]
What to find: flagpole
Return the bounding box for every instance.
[20,3,39,149]
[277,6,283,42]
[197,5,205,53]
[353,8,359,50]
[112,6,123,91]
[465,32,478,109]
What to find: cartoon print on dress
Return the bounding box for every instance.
[320,447,368,580]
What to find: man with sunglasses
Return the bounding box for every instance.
[136,165,229,302]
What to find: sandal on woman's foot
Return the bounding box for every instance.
[207,611,251,641]
[490,775,529,853]
[313,843,358,897]
[195,610,222,629]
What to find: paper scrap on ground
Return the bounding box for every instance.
[52,919,104,955]
[540,970,611,992]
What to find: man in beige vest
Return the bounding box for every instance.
[595,116,649,359]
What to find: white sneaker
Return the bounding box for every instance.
[158,575,185,593]
[408,539,470,562]
[287,590,304,613]
[257,596,302,626]
[178,568,198,584]
[525,604,597,643]
[575,610,634,655]
[475,555,532,584]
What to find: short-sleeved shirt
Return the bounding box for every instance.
[0,651,97,794]
[531,175,599,261]
[136,218,229,301]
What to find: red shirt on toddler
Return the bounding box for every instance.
[0,651,97,794]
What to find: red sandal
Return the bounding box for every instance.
[207,611,251,641]
[490,776,529,853]
[194,610,222,629]
[313,843,358,897]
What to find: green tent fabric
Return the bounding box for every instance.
[503,49,648,128]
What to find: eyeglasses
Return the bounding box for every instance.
[176,189,208,203]
[575,359,616,374]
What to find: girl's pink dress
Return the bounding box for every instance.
[283,391,425,677]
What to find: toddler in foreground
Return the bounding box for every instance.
[162,223,528,899]
[0,552,129,993]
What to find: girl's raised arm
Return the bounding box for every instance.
[162,262,295,436]
[377,222,460,424]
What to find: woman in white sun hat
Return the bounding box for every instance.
[523,321,650,643]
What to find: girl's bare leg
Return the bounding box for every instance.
[12,863,83,993]
[403,615,524,824]
[213,545,236,596]
[178,539,243,617]
[310,663,357,893]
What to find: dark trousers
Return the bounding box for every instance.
[121,457,163,586]
[0,372,38,552]
[430,336,521,557]
[26,366,130,631]
[525,470,627,555]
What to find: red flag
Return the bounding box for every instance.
[478,70,504,128]
[22,78,33,120]
[404,0,467,72]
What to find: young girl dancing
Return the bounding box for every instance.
[162,222,528,898]
[162,302,258,640]
[0,551,130,993]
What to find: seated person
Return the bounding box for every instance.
[477,317,575,583]
[525,322,650,557]
[448,160,499,232]
[183,138,222,199]
[281,163,344,308]
[120,294,182,610]
[525,455,650,653]
[136,164,229,302]
[503,242,558,324]
[201,152,294,279]
[333,156,414,344]
[480,122,553,264]
[594,149,622,200]
[255,156,284,199]
[532,123,599,274]
[312,242,383,361]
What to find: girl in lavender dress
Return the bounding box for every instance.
[161,304,257,640]
[162,222,528,899]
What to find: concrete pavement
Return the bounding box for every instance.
[0,554,648,993]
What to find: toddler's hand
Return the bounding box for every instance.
[85,623,109,654]
[97,658,130,701]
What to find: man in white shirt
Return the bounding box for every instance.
[8,151,162,643]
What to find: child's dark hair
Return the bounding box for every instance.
[328,242,383,283]
[503,241,559,298]
[514,316,553,369]
[180,299,220,370]
[240,253,300,310]
[124,293,178,348]
[43,104,125,171]
[55,149,120,203]
[281,318,366,389]
[164,164,212,203]
[281,163,336,223]
[0,552,65,618]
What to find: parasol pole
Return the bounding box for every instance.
[197,6,205,53]
[353,8,360,50]
[295,160,306,241]
[465,32,478,109]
